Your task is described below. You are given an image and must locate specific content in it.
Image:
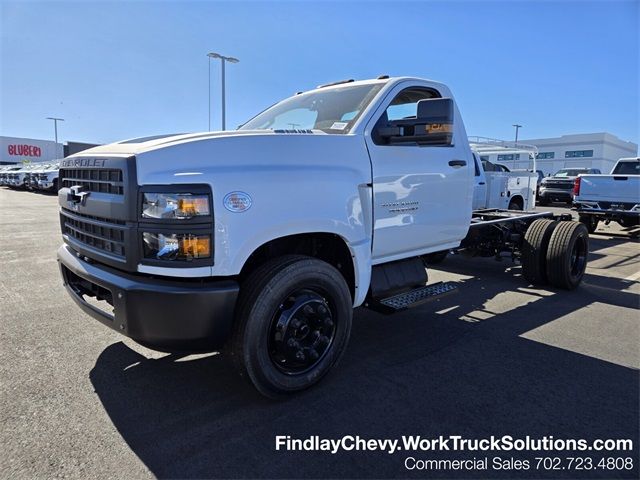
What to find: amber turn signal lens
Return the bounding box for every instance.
[179,235,210,258]
[142,232,212,261]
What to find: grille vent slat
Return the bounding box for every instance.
[59,168,124,195]
[60,209,126,258]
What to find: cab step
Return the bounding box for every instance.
[369,281,458,314]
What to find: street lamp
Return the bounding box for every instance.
[46,117,64,154]
[207,52,239,131]
[512,124,522,144]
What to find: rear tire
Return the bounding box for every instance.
[229,255,352,398]
[546,221,589,290]
[521,219,558,285]
[579,214,598,234]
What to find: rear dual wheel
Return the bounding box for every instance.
[522,219,589,290]
[546,221,589,290]
[229,255,352,398]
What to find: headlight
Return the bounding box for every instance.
[142,193,210,219]
[142,232,211,261]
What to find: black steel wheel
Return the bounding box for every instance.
[229,255,352,398]
[268,288,336,375]
[546,221,589,290]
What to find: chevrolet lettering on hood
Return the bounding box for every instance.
[60,158,106,168]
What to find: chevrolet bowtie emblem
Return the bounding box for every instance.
[67,185,90,206]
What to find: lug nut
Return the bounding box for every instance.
[295,350,306,361]
[287,338,299,349]
[318,305,327,315]
[319,335,329,345]
[323,318,333,329]
[308,348,319,361]
[303,305,314,315]
[291,318,301,329]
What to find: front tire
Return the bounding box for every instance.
[229,255,353,398]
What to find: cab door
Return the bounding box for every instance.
[364,83,473,264]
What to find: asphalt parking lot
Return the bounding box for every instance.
[1,188,638,479]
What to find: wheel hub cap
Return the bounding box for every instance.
[269,291,335,374]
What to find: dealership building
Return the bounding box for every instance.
[0,136,99,165]
[479,132,638,175]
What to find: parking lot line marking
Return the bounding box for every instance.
[623,270,640,282]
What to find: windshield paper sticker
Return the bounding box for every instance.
[330,122,348,130]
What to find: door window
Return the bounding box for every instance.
[373,87,440,145]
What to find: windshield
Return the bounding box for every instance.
[554,169,587,177]
[240,83,384,134]
[612,161,640,175]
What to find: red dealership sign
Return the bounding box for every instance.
[8,144,42,157]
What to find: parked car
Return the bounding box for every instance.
[1,165,22,187]
[7,164,37,189]
[574,157,640,232]
[538,167,601,205]
[37,163,60,192]
[26,163,52,190]
[57,75,589,397]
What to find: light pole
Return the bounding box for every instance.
[46,117,64,154]
[512,124,522,144]
[207,52,239,131]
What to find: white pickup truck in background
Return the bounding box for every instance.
[469,138,538,211]
[471,152,537,211]
[574,157,640,232]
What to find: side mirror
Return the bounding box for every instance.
[378,98,454,146]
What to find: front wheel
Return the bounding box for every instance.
[229,255,353,398]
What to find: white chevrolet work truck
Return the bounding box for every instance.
[57,76,589,397]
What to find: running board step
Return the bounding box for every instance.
[369,281,458,314]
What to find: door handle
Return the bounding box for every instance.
[449,160,466,167]
[478,182,486,185]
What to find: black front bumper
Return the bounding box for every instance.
[57,244,239,352]
[538,189,573,203]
